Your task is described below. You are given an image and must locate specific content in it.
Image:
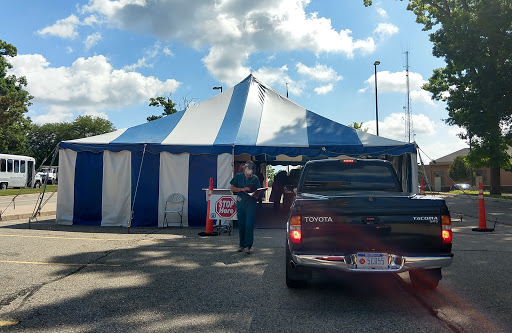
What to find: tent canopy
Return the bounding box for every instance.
[60,75,415,158]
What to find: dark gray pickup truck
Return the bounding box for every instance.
[286,158,453,289]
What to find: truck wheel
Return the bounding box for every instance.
[286,244,310,288]
[409,268,442,290]
[0,183,6,190]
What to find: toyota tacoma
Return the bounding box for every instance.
[286,158,453,289]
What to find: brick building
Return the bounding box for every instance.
[422,148,512,192]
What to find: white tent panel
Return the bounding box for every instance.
[257,90,308,146]
[162,88,234,145]
[56,149,77,225]
[411,153,419,194]
[69,129,127,143]
[217,153,233,188]
[158,152,190,227]
[102,151,132,226]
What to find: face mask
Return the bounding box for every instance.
[245,169,253,175]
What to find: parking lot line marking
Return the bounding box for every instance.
[0,321,19,326]
[0,260,121,267]
[0,234,157,242]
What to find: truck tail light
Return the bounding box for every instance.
[289,216,302,244]
[342,159,355,163]
[442,215,452,244]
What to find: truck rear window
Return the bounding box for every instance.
[301,162,400,192]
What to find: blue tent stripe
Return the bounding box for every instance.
[73,151,103,226]
[213,77,250,145]
[112,111,185,144]
[187,154,217,227]
[131,151,160,227]
[306,110,361,146]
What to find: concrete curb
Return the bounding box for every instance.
[0,211,56,222]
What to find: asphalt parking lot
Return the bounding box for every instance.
[0,195,511,332]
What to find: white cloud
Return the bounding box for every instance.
[84,32,102,50]
[37,14,80,39]
[7,54,180,124]
[253,65,304,96]
[314,84,333,95]
[66,46,73,54]
[374,23,399,40]
[83,15,100,26]
[163,47,173,56]
[80,0,377,85]
[376,8,388,19]
[359,70,434,105]
[296,62,342,82]
[360,113,468,162]
[362,113,436,141]
[122,57,150,71]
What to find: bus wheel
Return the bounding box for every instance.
[34,181,41,188]
[0,183,7,190]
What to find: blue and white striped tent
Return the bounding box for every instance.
[57,74,417,228]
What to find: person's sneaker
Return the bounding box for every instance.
[237,247,244,252]
[243,247,251,254]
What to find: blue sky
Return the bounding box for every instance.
[3,0,468,161]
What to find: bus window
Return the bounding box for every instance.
[7,159,13,172]
[21,160,26,173]
[14,160,20,173]
[0,159,5,172]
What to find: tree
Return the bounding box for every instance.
[348,122,369,132]
[364,1,512,195]
[0,40,33,154]
[266,165,276,184]
[147,95,177,122]
[27,116,115,166]
[448,155,472,183]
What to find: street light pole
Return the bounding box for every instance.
[374,61,380,136]
[213,86,223,93]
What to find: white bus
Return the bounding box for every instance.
[0,153,39,190]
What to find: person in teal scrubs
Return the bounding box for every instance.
[230,161,261,254]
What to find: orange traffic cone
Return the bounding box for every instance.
[199,177,219,236]
[420,178,425,195]
[472,176,494,232]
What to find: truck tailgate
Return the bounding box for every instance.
[297,195,445,255]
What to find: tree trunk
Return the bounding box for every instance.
[489,167,501,195]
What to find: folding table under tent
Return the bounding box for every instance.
[56,74,418,228]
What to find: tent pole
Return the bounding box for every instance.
[232,144,235,179]
[30,144,59,229]
[130,143,147,232]
[416,145,432,192]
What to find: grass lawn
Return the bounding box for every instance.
[0,185,58,196]
[450,190,512,200]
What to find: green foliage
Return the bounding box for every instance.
[448,155,472,182]
[348,122,369,132]
[0,40,33,154]
[147,95,177,122]
[364,0,512,194]
[27,116,115,166]
[266,165,275,183]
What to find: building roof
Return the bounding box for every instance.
[430,148,470,165]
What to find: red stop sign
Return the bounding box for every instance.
[215,196,236,219]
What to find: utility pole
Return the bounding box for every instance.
[404,51,412,143]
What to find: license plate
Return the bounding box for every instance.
[356,253,388,269]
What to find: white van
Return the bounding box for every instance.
[0,153,39,190]
[36,166,58,185]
